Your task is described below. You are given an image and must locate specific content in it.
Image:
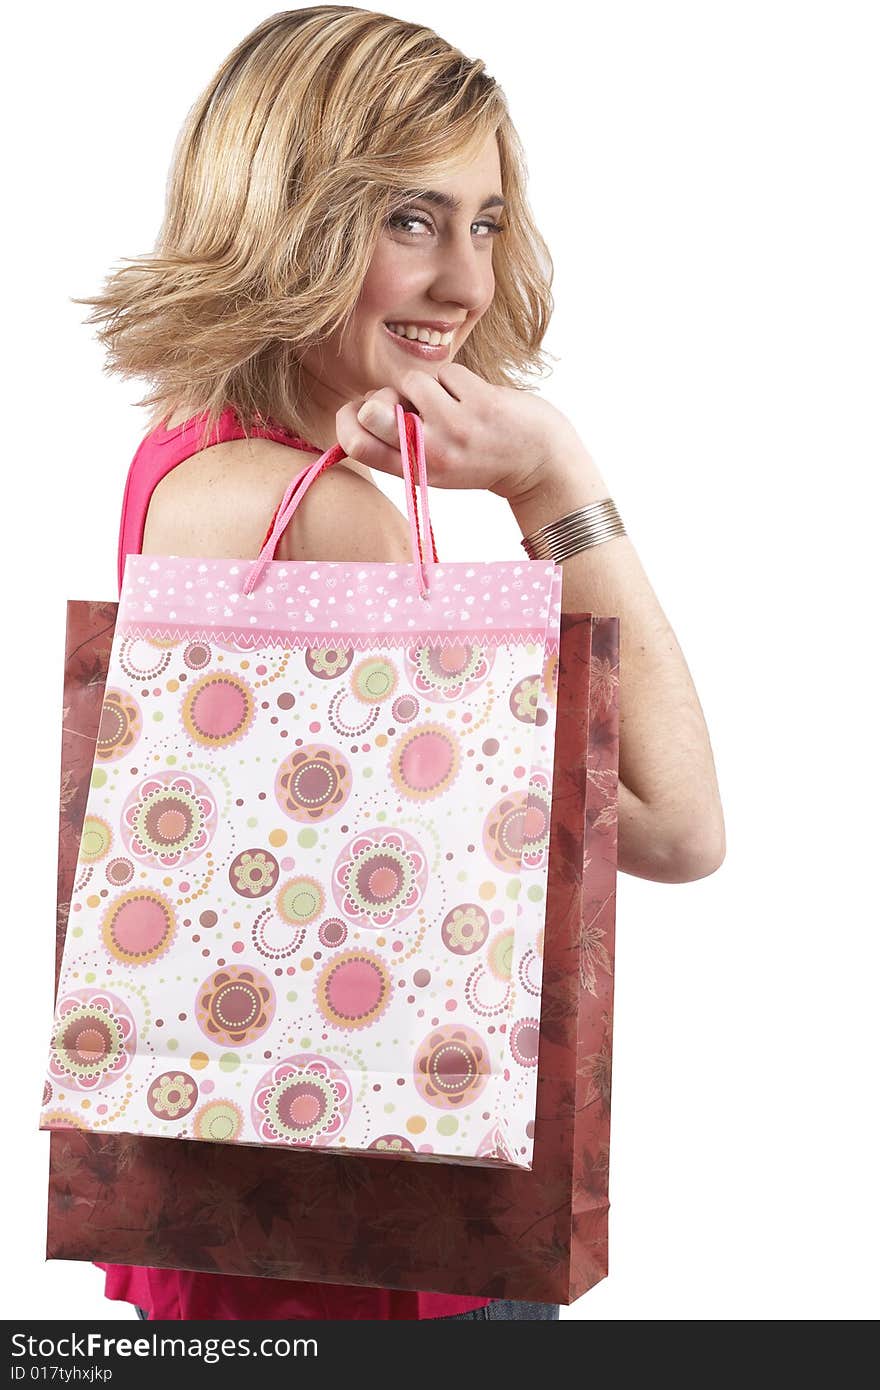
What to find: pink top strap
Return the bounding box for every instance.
[399,406,438,586]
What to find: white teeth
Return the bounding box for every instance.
[387,323,453,347]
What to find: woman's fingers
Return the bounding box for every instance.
[356,387,406,445]
[335,397,405,477]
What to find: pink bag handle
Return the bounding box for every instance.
[242,405,438,599]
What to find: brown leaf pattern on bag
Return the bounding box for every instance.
[589,652,619,719]
[46,604,620,1305]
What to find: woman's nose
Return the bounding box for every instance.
[429,232,491,313]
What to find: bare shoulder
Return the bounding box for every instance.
[142,437,412,563]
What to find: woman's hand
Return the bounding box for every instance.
[334,363,579,502]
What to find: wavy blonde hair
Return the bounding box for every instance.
[75,6,555,454]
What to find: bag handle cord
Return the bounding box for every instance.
[242,405,438,599]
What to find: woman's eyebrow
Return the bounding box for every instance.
[400,190,506,212]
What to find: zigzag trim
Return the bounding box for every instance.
[116,622,561,653]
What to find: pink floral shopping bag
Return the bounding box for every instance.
[40,407,563,1171]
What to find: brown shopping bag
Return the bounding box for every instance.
[46,601,619,1304]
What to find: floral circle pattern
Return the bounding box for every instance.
[390,723,460,802]
[96,688,141,762]
[118,636,172,683]
[463,960,511,1019]
[391,694,419,723]
[414,1024,490,1110]
[318,917,348,949]
[487,928,515,982]
[147,1071,199,1119]
[481,777,553,874]
[79,816,112,864]
[440,903,490,956]
[509,1017,540,1068]
[276,876,325,926]
[121,771,217,868]
[196,965,276,1047]
[183,640,212,671]
[305,646,354,679]
[332,827,427,929]
[315,948,392,1031]
[351,657,398,704]
[406,642,494,700]
[275,744,352,822]
[49,989,136,1091]
[101,887,177,965]
[369,1134,416,1153]
[229,848,279,899]
[482,791,529,873]
[251,1054,353,1147]
[181,671,256,749]
[192,1099,244,1142]
[251,908,305,961]
[518,774,553,868]
[105,856,134,887]
[509,674,542,724]
[40,1108,87,1130]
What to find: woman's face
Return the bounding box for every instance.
[298,133,504,443]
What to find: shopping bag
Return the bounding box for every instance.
[46,598,619,1304]
[40,408,563,1172]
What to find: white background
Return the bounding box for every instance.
[4,0,877,1321]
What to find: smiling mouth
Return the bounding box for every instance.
[381,323,457,360]
[384,323,457,346]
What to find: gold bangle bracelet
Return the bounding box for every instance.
[520,498,626,562]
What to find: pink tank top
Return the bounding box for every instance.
[98,405,493,1321]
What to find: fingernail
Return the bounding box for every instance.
[360,401,393,431]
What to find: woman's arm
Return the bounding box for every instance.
[507,436,726,885]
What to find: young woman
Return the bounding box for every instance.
[76,6,725,1322]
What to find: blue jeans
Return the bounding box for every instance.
[134,1300,559,1321]
[430,1300,559,1320]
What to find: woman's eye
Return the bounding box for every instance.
[387,212,505,238]
[388,212,432,235]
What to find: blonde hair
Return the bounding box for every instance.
[75,6,555,454]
